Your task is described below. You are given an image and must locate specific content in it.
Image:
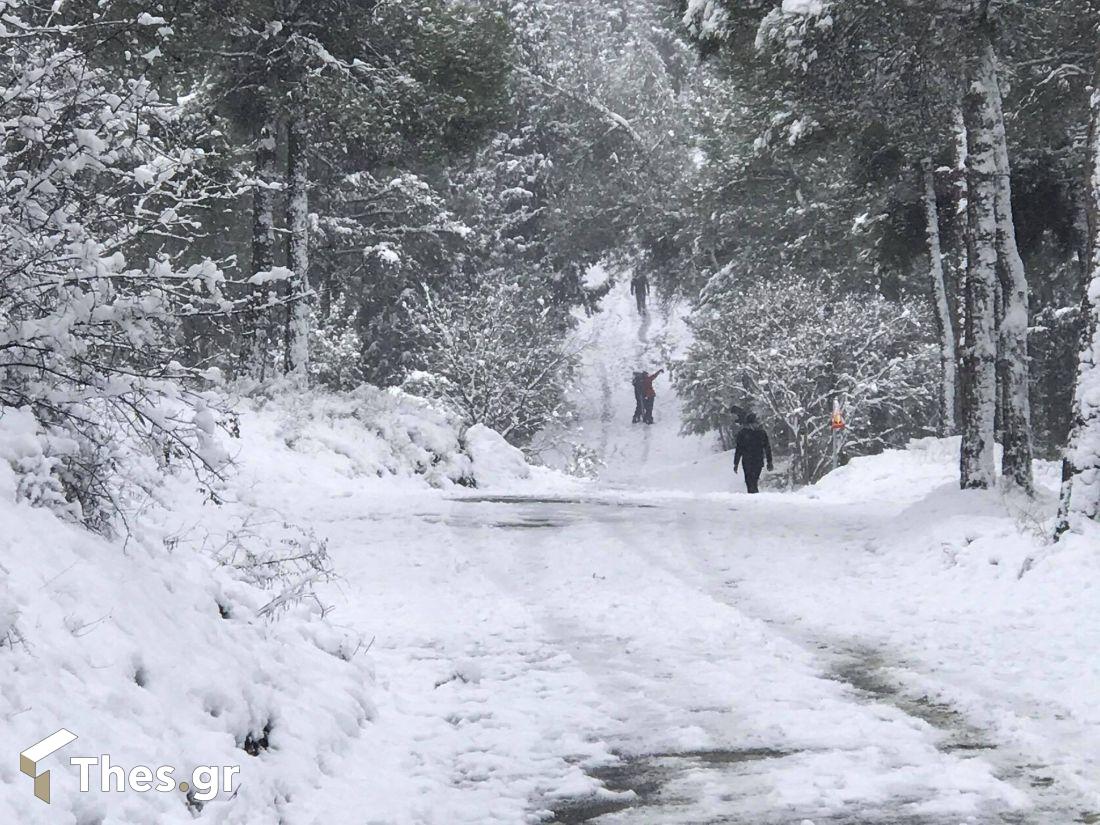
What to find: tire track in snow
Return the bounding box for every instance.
[592,306,614,461]
[459,494,1032,825]
[619,496,1100,825]
[635,308,653,468]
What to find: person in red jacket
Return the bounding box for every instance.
[640,368,663,424]
[631,371,646,423]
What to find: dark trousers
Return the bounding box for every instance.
[643,396,654,424]
[635,292,647,313]
[632,392,644,423]
[742,462,763,494]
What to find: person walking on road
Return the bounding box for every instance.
[733,412,773,493]
[640,368,663,425]
[631,371,646,424]
[630,274,649,314]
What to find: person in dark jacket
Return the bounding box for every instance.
[733,412,773,493]
[631,371,646,423]
[641,368,663,424]
[630,274,649,313]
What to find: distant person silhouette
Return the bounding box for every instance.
[631,371,646,424]
[733,412,773,493]
[630,274,649,313]
[640,368,663,425]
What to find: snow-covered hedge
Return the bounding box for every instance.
[401,274,579,446]
[246,382,536,489]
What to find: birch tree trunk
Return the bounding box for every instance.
[922,158,957,435]
[1055,69,1100,533]
[246,119,279,380]
[994,274,1006,442]
[284,113,311,378]
[981,39,1034,491]
[959,49,1000,490]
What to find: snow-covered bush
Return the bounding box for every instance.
[241,383,540,488]
[0,15,233,528]
[676,276,938,484]
[207,517,335,620]
[463,423,532,484]
[564,443,605,479]
[402,274,578,445]
[254,383,474,485]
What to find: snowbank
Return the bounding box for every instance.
[228,384,554,501]
[0,454,374,824]
[463,423,532,487]
[244,383,535,489]
[808,435,965,504]
[0,385,545,823]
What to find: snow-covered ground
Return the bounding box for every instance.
[271,422,1100,825]
[4,278,1099,824]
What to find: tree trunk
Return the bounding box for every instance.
[246,118,279,380]
[284,114,311,378]
[959,47,1000,490]
[922,158,957,435]
[994,274,1006,442]
[952,108,969,349]
[1055,66,1100,534]
[981,38,1034,491]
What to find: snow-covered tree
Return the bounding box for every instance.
[680,0,1053,490]
[0,12,233,529]
[677,276,939,485]
[401,275,578,445]
[312,170,472,386]
[151,0,512,384]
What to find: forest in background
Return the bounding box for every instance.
[2,0,1100,536]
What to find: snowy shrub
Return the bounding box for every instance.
[207,517,335,620]
[676,276,938,484]
[0,17,234,528]
[402,274,579,445]
[253,383,477,485]
[564,443,605,479]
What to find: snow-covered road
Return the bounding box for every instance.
[277,279,1100,824]
[284,483,1098,825]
